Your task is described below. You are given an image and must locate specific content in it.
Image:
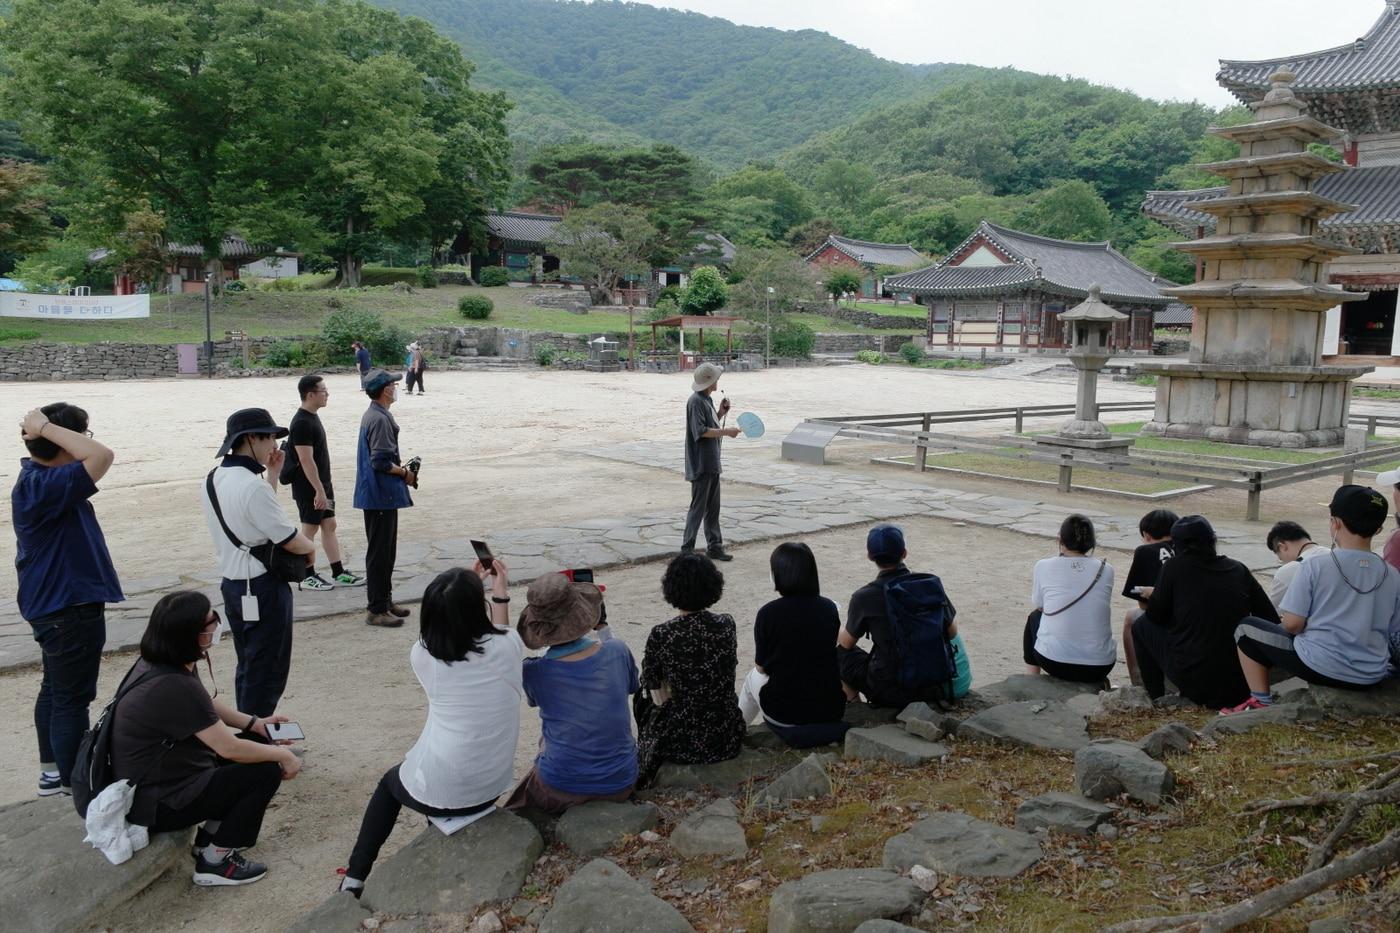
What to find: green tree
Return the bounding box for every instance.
[679,265,728,315]
[813,159,879,215]
[727,246,823,315]
[550,202,659,302]
[1015,180,1112,242]
[786,217,842,255]
[0,158,53,257]
[822,267,863,304]
[113,202,166,292]
[707,164,812,243]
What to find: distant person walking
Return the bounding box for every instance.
[14,403,123,797]
[681,362,739,561]
[287,374,364,591]
[404,342,426,396]
[355,369,418,627]
[353,341,371,384]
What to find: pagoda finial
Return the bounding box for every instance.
[1263,68,1298,103]
[1088,283,1101,301]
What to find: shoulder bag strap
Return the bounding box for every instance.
[205,469,251,553]
[1043,558,1109,617]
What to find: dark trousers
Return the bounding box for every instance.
[144,761,282,849]
[682,472,722,551]
[405,369,425,393]
[1131,616,1248,709]
[29,602,106,785]
[363,509,399,613]
[347,765,495,882]
[221,575,294,718]
[1022,609,1115,684]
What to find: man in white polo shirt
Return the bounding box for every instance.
[201,408,315,717]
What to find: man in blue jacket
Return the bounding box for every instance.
[354,370,417,627]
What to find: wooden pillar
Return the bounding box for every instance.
[995,302,1005,348]
[916,414,931,472]
[1057,453,1073,493]
[726,327,732,360]
[947,301,956,349]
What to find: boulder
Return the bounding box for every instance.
[1296,680,1400,718]
[654,747,786,793]
[743,723,787,750]
[539,858,694,933]
[1201,703,1324,737]
[1099,686,1154,713]
[755,754,832,805]
[897,703,962,741]
[286,892,372,933]
[1138,722,1198,760]
[845,725,949,766]
[1074,740,1175,805]
[882,811,1042,878]
[1014,792,1113,836]
[0,796,194,933]
[361,809,543,915]
[956,701,1089,751]
[975,674,1101,706]
[670,798,747,858]
[556,801,660,856]
[767,868,925,933]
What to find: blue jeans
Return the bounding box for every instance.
[29,602,107,785]
[220,575,294,717]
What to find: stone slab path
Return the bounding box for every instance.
[0,439,1279,672]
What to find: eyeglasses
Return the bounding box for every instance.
[82,430,94,438]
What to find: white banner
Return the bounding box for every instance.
[0,292,150,320]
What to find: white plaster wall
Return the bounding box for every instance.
[1390,291,1400,356]
[958,245,1008,267]
[241,256,299,278]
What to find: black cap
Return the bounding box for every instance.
[1329,484,1389,536]
[1170,514,1214,548]
[215,408,287,458]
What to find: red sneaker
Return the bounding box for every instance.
[1219,696,1269,715]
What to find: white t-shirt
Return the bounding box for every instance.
[400,630,525,809]
[1269,543,1330,610]
[1031,555,1116,666]
[200,461,298,581]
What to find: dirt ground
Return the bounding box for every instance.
[0,365,1390,931]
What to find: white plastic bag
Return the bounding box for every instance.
[82,779,150,865]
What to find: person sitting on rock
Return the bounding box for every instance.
[635,553,745,786]
[505,572,640,813]
[1265,520,1329,612]
[1375,465,1400,574]
[111,591,300,887]
[1229,486,1400,713]
[338,561,520,898]
[1133,515,1279,710]
[1026,514,1117,685]
[737,542,851,748]
[1120,509,1176,686]
[838,524,971,708]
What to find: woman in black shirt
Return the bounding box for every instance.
[738,543,850,748]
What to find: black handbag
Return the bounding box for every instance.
[205,470,305,584]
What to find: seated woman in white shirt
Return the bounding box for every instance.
[1025,514,1117,684]
[338,560,520,897]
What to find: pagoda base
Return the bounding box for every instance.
[1135,361,1371,449]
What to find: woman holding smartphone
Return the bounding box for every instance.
[338,559,519,898]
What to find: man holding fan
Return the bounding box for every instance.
[682,362,739,561]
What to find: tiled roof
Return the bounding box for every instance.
[88,234,268,265]
[1218,3,1400,97]
[885,222,1169,305]
[687,232,737,265]
[810,235,925,268]
[486,210,563,244]
[1142,165,1400,236]
[1156,303,1195,326]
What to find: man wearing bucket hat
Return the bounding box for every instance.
[505,573,640,814]
[354,369,417,627]
[682,362,740,561]
[200,409,316,717]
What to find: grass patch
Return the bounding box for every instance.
[915,358,991,370]
[848,301,928,320]
[1355,386,1400,400]
[904,450,1188,495]
[1133,374,1158,387]
[1105,422,1382,464]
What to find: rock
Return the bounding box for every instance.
[0,796,195,933]
[556,801,660,856]
[976,674,1101,706]
[743,723,787,750]
[956,701,1089,751]
[1299,680,1400,718]
[907,864,938,892]
[736,877,763,894]
[755,754,832,805]
[469,911,504,933]
[670,799,747,858]
[1065,692,1106,718]
[361,809,543,915]
[1201,703,1324,737]
[843,701,901,726]
[1014,792,1114,835]
[897,702,962,741]
[539,859,694,933]
[882,811,1042,878]
[767,868,925,933]
[640,830,662,843]
[1074,740,1176,805]
[1099,686,1154,713]
[654,747,786,792]
[1153,694,1201,710]
[1138,722,1198,760]
[1097,823,1120,841]
[845,725,949,766]
[853,922,924,933]
[1306,919,1351,933]
[286,892,372,933]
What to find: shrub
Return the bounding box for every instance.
[679,265,729,315]
[415,265,438,288]
[223,279,248,292]
[855,349,885,364]
[354,266,419,287]
[263,340,305,368]
[458,295,494,320]
[534,345,556,366]
[478,266,510,287]
[657,284,682,305]
[321,308,383,361]
[771,319,815,358]
[899,341,924,365]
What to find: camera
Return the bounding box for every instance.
[406,455,422,475]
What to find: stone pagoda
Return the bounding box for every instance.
[1137,70,1371,448]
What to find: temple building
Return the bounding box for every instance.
[804,234,926,299]
[883,221,1168,352]
[1143,1,1400,361]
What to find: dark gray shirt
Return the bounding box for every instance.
[684,391,721,481]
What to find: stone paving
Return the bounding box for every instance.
[0,439,1279,672]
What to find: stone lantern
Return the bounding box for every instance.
[1037,284,1135,451]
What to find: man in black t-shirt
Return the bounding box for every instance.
[288,375,364,591]
[1119,509,1176,686]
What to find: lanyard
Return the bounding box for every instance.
[544,636,597,660]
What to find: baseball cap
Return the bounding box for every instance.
[363,368,401,396]
[866,524,906,564]
[1170,514,1215,548]
[1329,484,1389,534]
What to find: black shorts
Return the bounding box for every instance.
[292,487,335,525]
[1023,609,1115,684]
[1233,616,1372,690]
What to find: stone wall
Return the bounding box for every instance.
[799,304,925,330]
[811,333,912,355]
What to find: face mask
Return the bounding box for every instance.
[210,621,223,647]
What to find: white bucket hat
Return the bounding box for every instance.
[692,362,723,392]
[1376,466,1400,487]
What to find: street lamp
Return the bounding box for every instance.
[765,286,775,366]
[204,272,214,379]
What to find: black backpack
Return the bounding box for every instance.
[71,663,177,818]
[882,571,958,701]
[277,439,300,485]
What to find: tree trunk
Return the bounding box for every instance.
[340,256,363,288]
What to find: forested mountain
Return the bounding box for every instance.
[376,0,989,167]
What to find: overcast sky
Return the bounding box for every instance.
[624,0,1387,107]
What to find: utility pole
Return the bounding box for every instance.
[765,286,774,366]
[203,273,214,378]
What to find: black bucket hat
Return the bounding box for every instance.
[215,408,287,458]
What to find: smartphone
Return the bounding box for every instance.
[571,568,594,583]
[471,539,496,571]
[265,721,305,742]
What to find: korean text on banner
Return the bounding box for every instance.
[0,293,150,320]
